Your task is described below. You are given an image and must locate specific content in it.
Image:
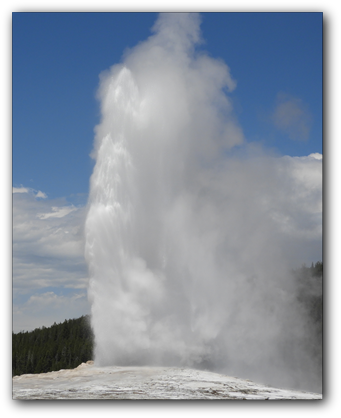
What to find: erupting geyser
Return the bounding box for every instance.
[85,13,322,392]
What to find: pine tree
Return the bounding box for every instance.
[12,315,93,376]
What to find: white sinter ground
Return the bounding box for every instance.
[13,362,321,400]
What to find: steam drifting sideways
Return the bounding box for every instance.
[85,14,322,393]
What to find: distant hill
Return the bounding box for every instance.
[12,315,93,376]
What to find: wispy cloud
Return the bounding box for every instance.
[37,205,77,219]
[272,93,312,141]
[13,186,47,199]
[12,188,89,331]
[35,190,48,199]
[13,291,89,333]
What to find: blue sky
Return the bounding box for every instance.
[12,12,323,333]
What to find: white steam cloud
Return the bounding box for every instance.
[85,13,322,392]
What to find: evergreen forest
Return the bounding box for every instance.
[12,315,93,376]
[292,261,323,367]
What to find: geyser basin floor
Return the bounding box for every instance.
[13,361,321,400]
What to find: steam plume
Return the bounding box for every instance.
[85,13,322,392]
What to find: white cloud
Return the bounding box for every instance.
[37,205,77,219]
[309,152,323,160]
[272,154,322,239]
[13,189,89,331]
[35,190,48,199]
[13,186,29,194]
[13,186,48,198]
[13,291,90,333]
[26,291,87,309]
[272,93,312,141]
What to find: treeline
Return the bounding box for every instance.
[293,261,323,365]
[12,315,93,376]
[293,261,322,332]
